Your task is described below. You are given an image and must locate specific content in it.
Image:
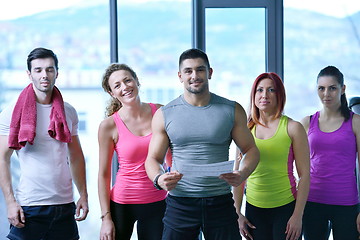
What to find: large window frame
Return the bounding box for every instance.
[110,0,118,63]
[109,0,119,184]
[192,0,284,78]
[108,0,284,187]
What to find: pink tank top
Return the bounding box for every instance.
[110,103,167,204]
[308,111,358,205]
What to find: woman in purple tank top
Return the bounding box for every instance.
[300,66,360,240]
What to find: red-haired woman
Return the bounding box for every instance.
[235,72,310,240]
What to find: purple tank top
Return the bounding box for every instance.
[308,111,358,205]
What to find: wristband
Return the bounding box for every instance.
[153,173,163,190]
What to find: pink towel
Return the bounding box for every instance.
[9,84,72,150]
[47,87,72,143]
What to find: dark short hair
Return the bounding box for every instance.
[27,47,59,71]
[179,48,210,70]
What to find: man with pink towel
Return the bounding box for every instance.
[0,47,89,240]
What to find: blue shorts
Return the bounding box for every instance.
[7,202,79,240]
[162,193,241,240]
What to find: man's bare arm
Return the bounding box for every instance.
[68,135,89,221]
[220,103,259,186]
[0,135,25,227]
[145,109,182,191]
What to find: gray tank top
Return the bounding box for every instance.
[162,93,235,197]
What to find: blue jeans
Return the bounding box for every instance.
[162,193,241,240]
[7,202,78,240]
[303,201,359,240]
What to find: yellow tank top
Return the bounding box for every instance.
[246,115,297,208]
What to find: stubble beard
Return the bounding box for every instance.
[186,82,209,94]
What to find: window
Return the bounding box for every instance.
[205,7,266,106]
[284,0,360,121]
[0,1,191,239]
[1,1,359,239]
[78,112,87,132]
[0,2,110,238]
[192,0,283,160]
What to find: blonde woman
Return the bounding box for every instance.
[98,64,167,240]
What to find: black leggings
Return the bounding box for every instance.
[110,200,166,240]
[303,201,359,240]
[245,201,300,240]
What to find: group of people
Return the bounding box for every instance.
[0,47,358,240]
[235,66,360,240]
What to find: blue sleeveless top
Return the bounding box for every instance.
[162,93,235,197]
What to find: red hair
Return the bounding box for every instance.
[248,72,286,130]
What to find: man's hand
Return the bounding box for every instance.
[219,171,243,187]
[7,201,25,228]
[158,171,183,191]
[75,195,89,221]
